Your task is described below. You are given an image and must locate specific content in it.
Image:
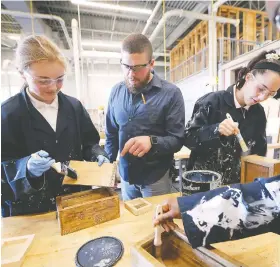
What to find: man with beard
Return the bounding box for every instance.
[105,33,185,200]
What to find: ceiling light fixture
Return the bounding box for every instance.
[71,0,152,15]
[88,73,123,78]
[81,40,121,48]
[1,71,20,75]
[6,34,21,41]
[81,50,121,59]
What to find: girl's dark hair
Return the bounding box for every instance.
[236,50,280,89]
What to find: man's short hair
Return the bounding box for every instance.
[121,34,153,60]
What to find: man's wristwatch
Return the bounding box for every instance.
[150,135,158,145]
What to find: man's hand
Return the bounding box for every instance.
[153,197,181,232]
[219,118,239,136]
[121,136,152,157]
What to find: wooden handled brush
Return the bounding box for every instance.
[154,205,164,260]
[226,113,249,153]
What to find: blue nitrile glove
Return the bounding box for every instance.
[27,150,55,177]
[97,155,110,167]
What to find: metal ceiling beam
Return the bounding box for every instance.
[1,9,72,49]
[150,8,239,43]
[1,35,17,48]
[153,3,208,56]
[164,3,207,48]
[142,0,162,34]
[110,0,118,40]
[67,27,162,41]
[78,28,134,36]
[34,3,178,28]
[1,20,20,25]
[2,0,45,34]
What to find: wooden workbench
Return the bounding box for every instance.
[1,193,182,267]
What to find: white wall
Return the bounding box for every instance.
[176,70,212,121]
[85,74,123,109]
[62,64,164,110]
[1,49,165,110]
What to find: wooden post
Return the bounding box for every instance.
[268,19,273,41]
[227,10,231,62]
[260,14,265,42]
[170,51,174,82]
[236,11,240,57]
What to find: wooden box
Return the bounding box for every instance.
[1,234,34,267]
[56,188,120,235]
[131,229,236,267]
[124,198,152,216]
[241,155,280,183]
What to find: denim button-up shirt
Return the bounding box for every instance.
[105,73,185,185]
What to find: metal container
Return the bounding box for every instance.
[182,170,222,196]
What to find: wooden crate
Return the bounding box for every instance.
[56,188,120,235]
[241,155,280,183]
[131,229,236,267]
[124,198,152,216]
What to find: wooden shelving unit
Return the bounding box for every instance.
[170,5,279,83]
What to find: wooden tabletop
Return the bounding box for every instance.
[1,193,182,267]
[267,143,280,149]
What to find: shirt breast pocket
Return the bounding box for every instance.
[114,106,129,126]
[136,104,162,124]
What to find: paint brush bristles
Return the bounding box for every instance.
[32,153,78,179]
[154,245,161,259]
[61,164,78,179]
[226,113,249,152]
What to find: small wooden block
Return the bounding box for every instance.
[1,234,34,267]
[241,155,280,183]
[56,188,120,235]
[124,198,152,216]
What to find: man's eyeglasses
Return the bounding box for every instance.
[250,73,277,97]
[120,59,151,72]
[24,71,65,87]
